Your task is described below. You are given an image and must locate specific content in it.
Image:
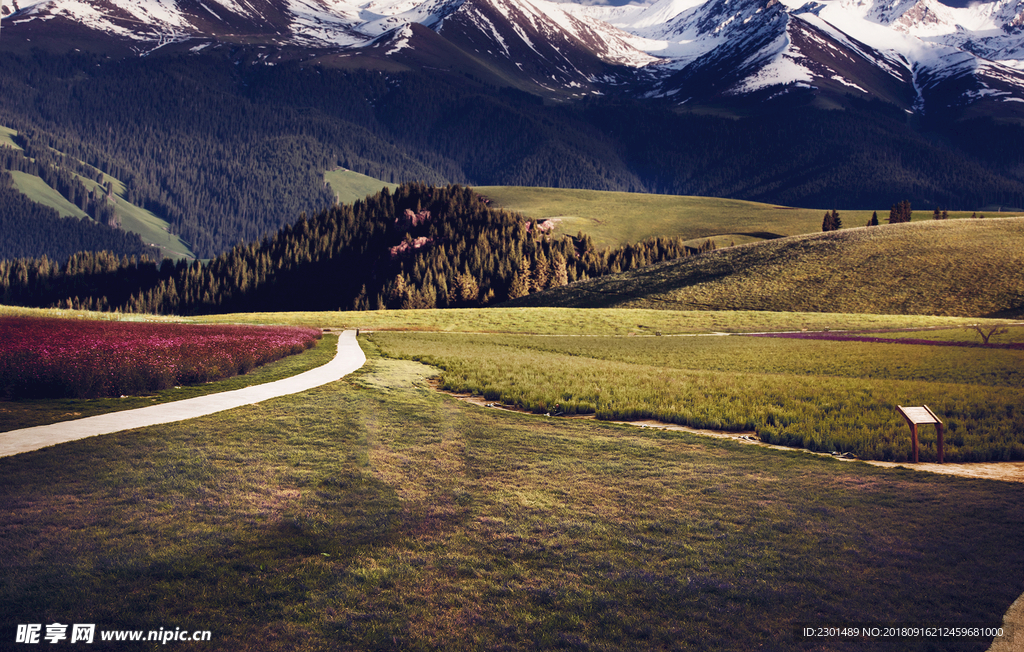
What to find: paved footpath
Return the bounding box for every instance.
[0,330,365,458]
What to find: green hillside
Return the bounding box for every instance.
[0,126,21,150]
[8,170,90,219]
[506,218,1024,318]
[76,174,194,261]
[324,168,399,205]
[1,125,195,260]
[474,186,1023,249]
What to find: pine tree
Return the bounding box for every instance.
[550,251,569,288]
[508,257,531,299]
[889,200,912,224]
[822,210,841,232]
[448,272,479,306]
[531,250,550,292]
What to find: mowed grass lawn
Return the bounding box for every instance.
[2,335,1024,650]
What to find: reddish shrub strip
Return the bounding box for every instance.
[745,332,1024,349]
[0,316,321,399]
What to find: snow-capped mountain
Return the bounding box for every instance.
[4,0,1024,112]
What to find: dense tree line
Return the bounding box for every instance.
[579,98,1024,210]
[0,51,452,257]
[0,184,706,314]
[3,50,1024,263]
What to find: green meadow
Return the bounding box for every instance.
[1,328,1023,651]
[369,328,1024,463]
[473,185,1023,249]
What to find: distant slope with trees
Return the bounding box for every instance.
[3,49,1024,260]
[0,171,153,262]
[0,184,716,313]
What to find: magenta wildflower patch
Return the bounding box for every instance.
[0,316,321,399]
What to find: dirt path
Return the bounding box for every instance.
[449,392,1024,484]
[0,330,366,458]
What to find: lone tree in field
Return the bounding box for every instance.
[867,211,879,226]
[969,324,1009,345]
[933,207,949,220]
[889,200,912,224]
[822,210,841,232]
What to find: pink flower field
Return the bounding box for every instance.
[0,316,322,399]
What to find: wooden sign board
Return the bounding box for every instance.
[896,405,944,463]
[897,406,942,425]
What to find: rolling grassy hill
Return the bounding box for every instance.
[473,185,1023,249]
[505,217,1024,318]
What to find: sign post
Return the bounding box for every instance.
[896,405,944,464]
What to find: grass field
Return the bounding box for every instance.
[1,337,1022,650]
[473,186,1023,249]
[507,218,1024,318]
[324,168,398,206]
[368,327,1024,463]
[182,307,1004,335]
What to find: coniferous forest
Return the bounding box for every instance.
[0,184,710,313]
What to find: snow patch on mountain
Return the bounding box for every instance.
[732,51,815,92]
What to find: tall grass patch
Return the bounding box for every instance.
[369,332,1024,462]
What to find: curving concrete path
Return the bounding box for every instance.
[0,330,365,458]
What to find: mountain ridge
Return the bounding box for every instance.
[5,0,1024,113]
